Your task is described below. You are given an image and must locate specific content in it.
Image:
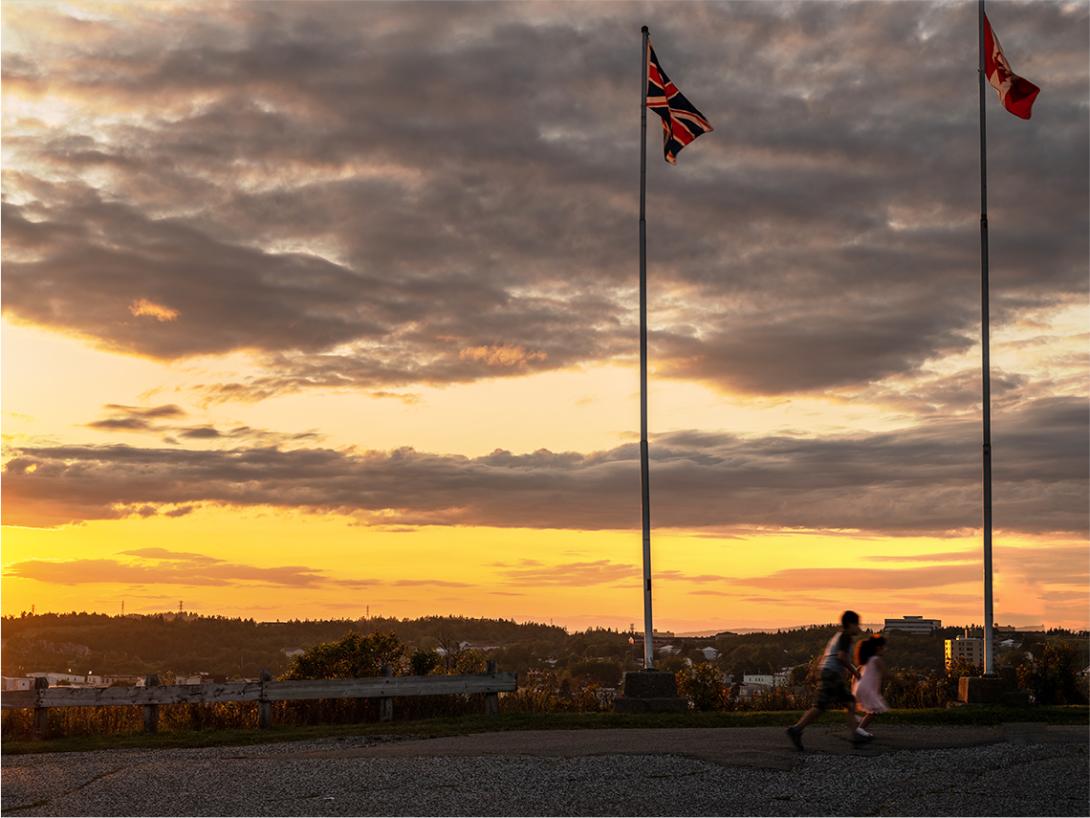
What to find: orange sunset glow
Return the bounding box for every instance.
[2,0,1087,633]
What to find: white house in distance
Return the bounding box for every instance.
[699,646,720,661]
[737,670,792,701]
[2,677,33,691]
[458,641,501,652]
[24,672,144,687]
[25,672,87,686]
[742,670,792,688]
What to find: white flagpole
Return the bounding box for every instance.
[639,25,655,671]
[978,0,995,675]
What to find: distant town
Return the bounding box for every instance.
[3,611,1081,697]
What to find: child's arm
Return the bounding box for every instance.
[835,633,860,679]
[836,649,860,680]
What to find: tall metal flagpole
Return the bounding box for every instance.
[638,25,655,671]
[978,0,995,675]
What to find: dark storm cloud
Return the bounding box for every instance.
[2,1,1086,395]
[4,396,1084,535]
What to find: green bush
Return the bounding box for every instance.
[505,669,561,712]
[283,631,404,680]
[677,663,728,711]
[1017,641,1088,705]
[410,649,440,677]
[453,649,487,675]
[884,668,949,708]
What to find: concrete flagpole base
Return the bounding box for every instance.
[957,675,1003,704]
[614,669,687,713]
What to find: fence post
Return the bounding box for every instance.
[484,660,500,717]
[143,674,160,734]
[33,676,50,738]
[259,670,272,730]
[379,665,394,722]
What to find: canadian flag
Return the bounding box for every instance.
[984,14,1040,120]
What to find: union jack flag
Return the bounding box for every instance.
[646,39,713,164]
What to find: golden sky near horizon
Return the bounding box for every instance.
[2,0,1087,631]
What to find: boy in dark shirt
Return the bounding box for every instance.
[786,610,863,750]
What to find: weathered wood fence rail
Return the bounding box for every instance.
[2,662,517,736]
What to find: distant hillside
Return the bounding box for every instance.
[0,613,568,679]
[3,612,1082,683]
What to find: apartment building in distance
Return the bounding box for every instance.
[883,615,942,635]
[945,636,985,669]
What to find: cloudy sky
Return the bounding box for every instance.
[2,0,1087,631]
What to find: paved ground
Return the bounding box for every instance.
[2,724,1087,816]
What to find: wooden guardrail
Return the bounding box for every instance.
[2,661,517,736]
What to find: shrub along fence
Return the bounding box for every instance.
[2,661,516,738]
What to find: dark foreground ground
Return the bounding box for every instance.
[2,723,1087,816]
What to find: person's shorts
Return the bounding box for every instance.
[814,668,854,711]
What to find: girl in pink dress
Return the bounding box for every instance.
[852,635,889,738]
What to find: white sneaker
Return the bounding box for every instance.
[855,727,873,738]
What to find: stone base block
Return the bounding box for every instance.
[614,670,687,713]
[622,669,679,698]
[958,675,1004,704]
[613,696,688,713]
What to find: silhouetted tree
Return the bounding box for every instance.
[282,631,404,679]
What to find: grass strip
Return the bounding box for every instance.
[3,705,1086,756]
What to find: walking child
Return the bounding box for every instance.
[852,634,889,738]
[785,610,863,750]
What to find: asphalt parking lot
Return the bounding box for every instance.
[2,724,1087,816]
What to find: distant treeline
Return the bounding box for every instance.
[1,612,565,679]
[2,612,1086,686]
